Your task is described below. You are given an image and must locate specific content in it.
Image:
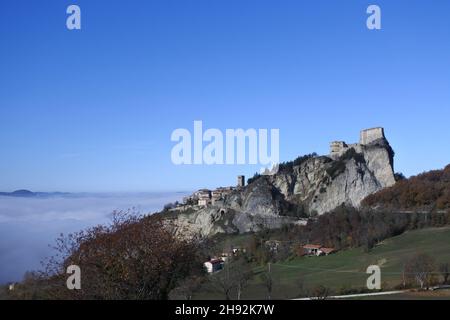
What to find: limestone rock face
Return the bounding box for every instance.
[362,140,396,188]
[304,157,382,215]
[166,129,396,238]
[170,179,299,238]
[169,206,234,239]
[272,137,396,215]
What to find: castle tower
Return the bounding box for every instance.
[237,175,245,188]
[360,127,385,145]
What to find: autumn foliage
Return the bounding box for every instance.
[11,212,203,300]
[363,165,450,210]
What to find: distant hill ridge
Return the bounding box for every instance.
[0,190,70,198]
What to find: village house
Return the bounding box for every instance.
[303,244,323,256]
[211,191,222,205]
[220,247,245,262]
[211,187,234,205]
[181,176,243,208]
[203,259,224,274]
[197,189,212,206]
[319,247,336,256]
[303,244,337,257]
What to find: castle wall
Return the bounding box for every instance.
[329,141,348,159]
[329,128,384,159]
[329,141,363,159]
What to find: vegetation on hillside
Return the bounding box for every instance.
[277,153,318,173]
[326,148,365,179]
[6,205,450,300]
[229,205,450,257]
[7,211,204,300]
[5,164,450,300]
[363,165,450,210]
[247,153,319,185]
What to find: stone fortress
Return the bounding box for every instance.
[330,127,386,160]
[327,127,396,192]
[176,128,394,212]
[168,127,398,238]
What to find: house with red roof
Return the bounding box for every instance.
[203,258,224,273]
[303,244,337,257]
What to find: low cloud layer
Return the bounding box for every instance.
[0,192,187,284]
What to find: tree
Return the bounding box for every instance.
[311,285,331,300]
[6,271,45,300]
[404,253,436,290]
[168,276,204,300]
[439,262,449,285]
[37,211,203,300]
[394,172,406,181]
[295,275,307,298]
[260,263,274,300]
[235,259,253,300]
[247,172,261,185]
[209,256,253,300]
[163,202,177,211]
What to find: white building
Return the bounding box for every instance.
[204,259,224,273]
[197,189,211,207]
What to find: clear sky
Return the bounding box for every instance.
[1,0,450,192]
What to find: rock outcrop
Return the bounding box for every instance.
[165,128,396,238]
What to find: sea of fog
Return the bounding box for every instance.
[0,192,188,284]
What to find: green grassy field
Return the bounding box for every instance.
[199,227,450,300]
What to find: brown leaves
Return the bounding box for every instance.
[38,211,202,300]
[363,165,450,210]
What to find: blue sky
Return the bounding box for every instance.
[1,0,450,192]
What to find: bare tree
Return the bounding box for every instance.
[311,285,331,300]
[404,253,436,290]
[261,263,274,300]
[209,257,253,300]
[169,276,204,300]
[233,260,252,300]
[439,262,449,285]
[295,275,307,298]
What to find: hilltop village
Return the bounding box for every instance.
[170,175,246,212]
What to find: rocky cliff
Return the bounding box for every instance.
[165,129,396,238]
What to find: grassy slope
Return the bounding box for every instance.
[199,227,450,300]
